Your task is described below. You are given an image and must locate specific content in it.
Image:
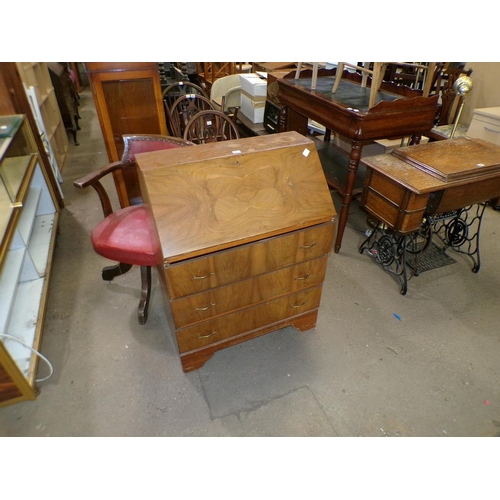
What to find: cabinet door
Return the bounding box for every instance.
[87,65,167,162]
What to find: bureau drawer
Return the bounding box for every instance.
[171,256,328,328]
[175,285,323,353]
[467,117,500,146]
[165,222,334,298]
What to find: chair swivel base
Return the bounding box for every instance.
[101,261,153,325]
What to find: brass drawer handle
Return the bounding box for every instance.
[192,272,215,280]
[294,273,310,281]
[300,242,318,249]
[291,301,307,308]
[195,303,216,311]
[198,331,216,339]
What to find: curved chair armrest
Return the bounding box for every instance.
[74,161,128,218]
[220,86,242,113]
[73,161,125,189]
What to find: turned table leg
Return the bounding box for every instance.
[334,142,363,253]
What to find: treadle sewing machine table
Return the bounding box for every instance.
[136,132,336,372]
[358,138,500,294]
[276,68,439,254]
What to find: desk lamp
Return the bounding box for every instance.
[450,75,474,139]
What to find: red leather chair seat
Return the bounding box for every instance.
[91,206,162,267]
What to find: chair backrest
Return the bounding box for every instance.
[122,134,193,162]
[120,134,194,206]
[183,110,240,145]
[209,74,242,112]
[162,81,208,111]
[168,94,215,138]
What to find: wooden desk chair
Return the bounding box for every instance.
[74,134,194,324]
[162,81,208,135]
[183,110,240,144]
[168,94,215,138]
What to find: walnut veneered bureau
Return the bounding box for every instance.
[136,131,336,372]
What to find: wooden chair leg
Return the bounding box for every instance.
[368,63,388,109]
[138,265,152,325]
[360,62,370,87]
[422,62,436,97]
[294,62,303,79]
[331,63,345,94]
[311,62,319,90]
[102,262,133,281]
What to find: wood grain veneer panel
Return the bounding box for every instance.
[137,132,335,262]
[179,310,319,372]
[165,223,334,298]
[171,256,328,328]
[392,137,500,181]
[175,285,323,353]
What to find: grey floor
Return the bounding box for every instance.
[1,89,500,438]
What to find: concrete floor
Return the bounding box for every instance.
[1,89,500,438]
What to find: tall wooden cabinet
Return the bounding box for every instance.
[137,132,336,372]
[0,115,60,407]
[85,63,168,208]
[85,62,167,163]
[0,63,64,208]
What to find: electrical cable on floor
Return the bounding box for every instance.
[0,333,54,382]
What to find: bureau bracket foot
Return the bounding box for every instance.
[181,351,215,372]
[290,310,319,331]
[179,310,320,372]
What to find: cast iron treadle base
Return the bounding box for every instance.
[359,225,411,295]
[406,242,456,273]
[359,204,486,294]
[431,204,486,273]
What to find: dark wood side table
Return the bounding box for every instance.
[277,68,439,254]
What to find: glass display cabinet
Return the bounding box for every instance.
[0,114,60,407]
